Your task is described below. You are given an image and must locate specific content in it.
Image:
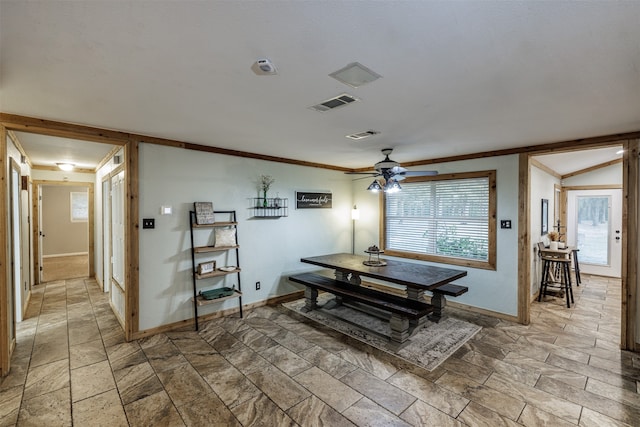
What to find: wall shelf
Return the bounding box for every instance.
[195,267,241,280]
[193,245,239,254]
[250,198,288,218]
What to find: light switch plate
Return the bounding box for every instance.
[160,205,172,215]
[500,220,512,229]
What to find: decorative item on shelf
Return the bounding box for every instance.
[274,193,281,209]
[363,244,387,266]
[218,266,237,272]
[214,227,236,247]
[199,285,236,300]
[194,202,215,225]
[197,261,216,275]
[548,231,560,250]
[260,175,275,208]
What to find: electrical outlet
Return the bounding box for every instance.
[255,281,261,290]
[142,218,155,229]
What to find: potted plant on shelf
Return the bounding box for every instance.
[260,175,275,208]
[548,230,560,250]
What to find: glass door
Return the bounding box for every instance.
[566,189,622,277]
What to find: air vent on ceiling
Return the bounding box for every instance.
[309,93,359,112]
[346,130,380,140]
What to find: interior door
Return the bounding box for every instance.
[21,177,31,305]
[37,185,43,284]
[102,178,111,293]
[9,160,21,327]
[566,189,622,277]
[111,171,125,290]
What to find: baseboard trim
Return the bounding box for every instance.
[131,290,305,341]
[22,291,32,319]
[110,300,126,329]
[445,299,519,323]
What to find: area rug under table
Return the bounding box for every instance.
[283,293,482,371]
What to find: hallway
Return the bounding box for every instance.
[1,274,639,426]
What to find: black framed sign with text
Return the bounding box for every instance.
[296,192,332,209]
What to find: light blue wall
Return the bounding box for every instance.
[138,143,353,330]
[353,154,521,317]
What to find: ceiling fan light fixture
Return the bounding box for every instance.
[57,162,75,171]
[367,180,382,192]
[384,179,401,193]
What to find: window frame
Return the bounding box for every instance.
[381,170,497,270]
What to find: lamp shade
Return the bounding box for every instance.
[384,179,401,193]
[351,205,360,220]
[367,180,382,192]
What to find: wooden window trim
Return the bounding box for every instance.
[381,170,497,270]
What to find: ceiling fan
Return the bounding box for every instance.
[347,148,438,193]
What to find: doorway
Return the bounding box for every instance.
[34,181,95,284]
[566,189,622,278]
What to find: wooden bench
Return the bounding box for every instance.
[350,279,468,323]
[289,273,432,343]
[430,283,469,322]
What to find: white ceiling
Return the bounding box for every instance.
[1,1,639,171]
[10,132,116,170]
[532,146,623,176]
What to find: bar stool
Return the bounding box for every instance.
[537,243,574,308]
[572,248,581,286]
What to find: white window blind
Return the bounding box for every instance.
[385,177,490,261]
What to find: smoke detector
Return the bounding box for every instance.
[252,58,277,75]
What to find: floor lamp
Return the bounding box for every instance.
[351,205,359,254]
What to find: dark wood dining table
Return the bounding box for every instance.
[300,253,467,302]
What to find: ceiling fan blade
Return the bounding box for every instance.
[389,166,407,174]
[398,170,438,176]
[351,175,380,181]
[345,171,378,175]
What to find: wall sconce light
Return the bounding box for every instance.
[57,163,75,171]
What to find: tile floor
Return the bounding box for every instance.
[1,274,639,426]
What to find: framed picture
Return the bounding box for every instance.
[541,199,548,235]
[296,191,332,209]
[197,261,216,275]
[194,202,215,225]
